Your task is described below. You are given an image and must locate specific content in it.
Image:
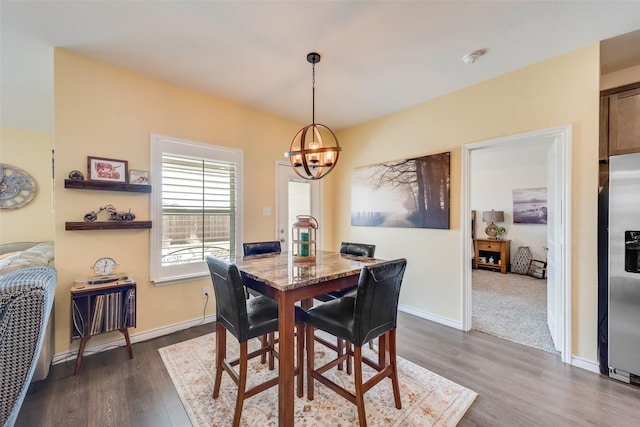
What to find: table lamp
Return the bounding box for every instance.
[482,210,504,239]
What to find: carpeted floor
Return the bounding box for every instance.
[159,331,477,426]
[472,269,559,354]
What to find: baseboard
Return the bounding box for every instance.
[52,314,216,365]
[571,355,600,373]
[399,304,463,330]
[54,307,597,374]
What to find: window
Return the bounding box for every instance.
[150,134,243,284]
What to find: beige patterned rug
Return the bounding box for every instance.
[159,331,477,426]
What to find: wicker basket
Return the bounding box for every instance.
[511,246,532,275]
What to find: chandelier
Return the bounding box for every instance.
[285,52,341,180]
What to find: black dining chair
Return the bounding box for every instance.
[314,242,376,370]
[241,241,283,362]
[206,256,305,427]
[315,242,375,302]
[242,240,282,256]
[242,241,281,299]
[305,258,407,427]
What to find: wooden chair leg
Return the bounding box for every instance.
[232,342,248,427]
[213,322,226,398]
[346,341,353,375]
[306,324,315,400]
[354,345,367,427]
[378,333,389,367]
[268,332,275,370]
[389,329,402,409]
[337,338,344,370]
[296,324,305,398]
[260,334,267,364]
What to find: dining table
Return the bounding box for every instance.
[233,249,386,427]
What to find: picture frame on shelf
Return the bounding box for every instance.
[87,156,128,183]
[129,170,149,185]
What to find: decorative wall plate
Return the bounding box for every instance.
[0,163,37,210]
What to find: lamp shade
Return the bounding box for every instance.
[482,210,504,223]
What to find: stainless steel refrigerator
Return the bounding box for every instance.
[609,151,640,383]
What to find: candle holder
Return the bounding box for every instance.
[291,215,318,263]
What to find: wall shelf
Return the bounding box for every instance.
[64,179,151,193]
[65,221,152,231]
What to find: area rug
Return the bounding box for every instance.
[159,331,477,426]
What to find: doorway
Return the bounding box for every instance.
[275,161,321,250]
[461,125,572,364]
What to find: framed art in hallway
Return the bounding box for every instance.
[513,187,547,224]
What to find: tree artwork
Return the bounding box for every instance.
[351,152,450,229]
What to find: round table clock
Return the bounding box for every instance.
[88,257,125,284]
[0,164,37,210]
[93,257,117,276]
[88,257,127,285]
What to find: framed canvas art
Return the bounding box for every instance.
[351,152,450,229]
[513,187,547,224]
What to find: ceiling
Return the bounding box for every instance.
[2,1,640,134]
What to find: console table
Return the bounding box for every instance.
[473,238,511,274]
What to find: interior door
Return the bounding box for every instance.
[275,162,321,251]
[547,141,561,352]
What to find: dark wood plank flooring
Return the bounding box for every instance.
[16,312,640,426]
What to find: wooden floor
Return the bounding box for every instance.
[17,311,640,426]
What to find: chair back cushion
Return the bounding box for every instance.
[339,242,376,258]
[206,256,250,342]
[353,258,406,346]
[242,241,282,256]
[0,267,57,427]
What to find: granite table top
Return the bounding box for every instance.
[232,250,383,292]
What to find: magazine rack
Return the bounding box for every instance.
[70,281,136,375]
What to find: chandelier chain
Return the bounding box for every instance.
[312,62,316,124]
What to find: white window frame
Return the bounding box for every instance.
[150,134,243,285]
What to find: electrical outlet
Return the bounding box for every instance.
[202,287,210,299]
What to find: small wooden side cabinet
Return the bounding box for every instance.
[70,280,136,375]
[474,238,511,274]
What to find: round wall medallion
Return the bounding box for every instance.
[0,163,37,210]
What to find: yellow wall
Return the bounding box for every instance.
[53,50,301,354]
[51,43,601,364]
[329,44,600,362]
[0,127,54,243]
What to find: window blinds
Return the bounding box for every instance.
[150,133,243,284]
[160,154,237,267]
